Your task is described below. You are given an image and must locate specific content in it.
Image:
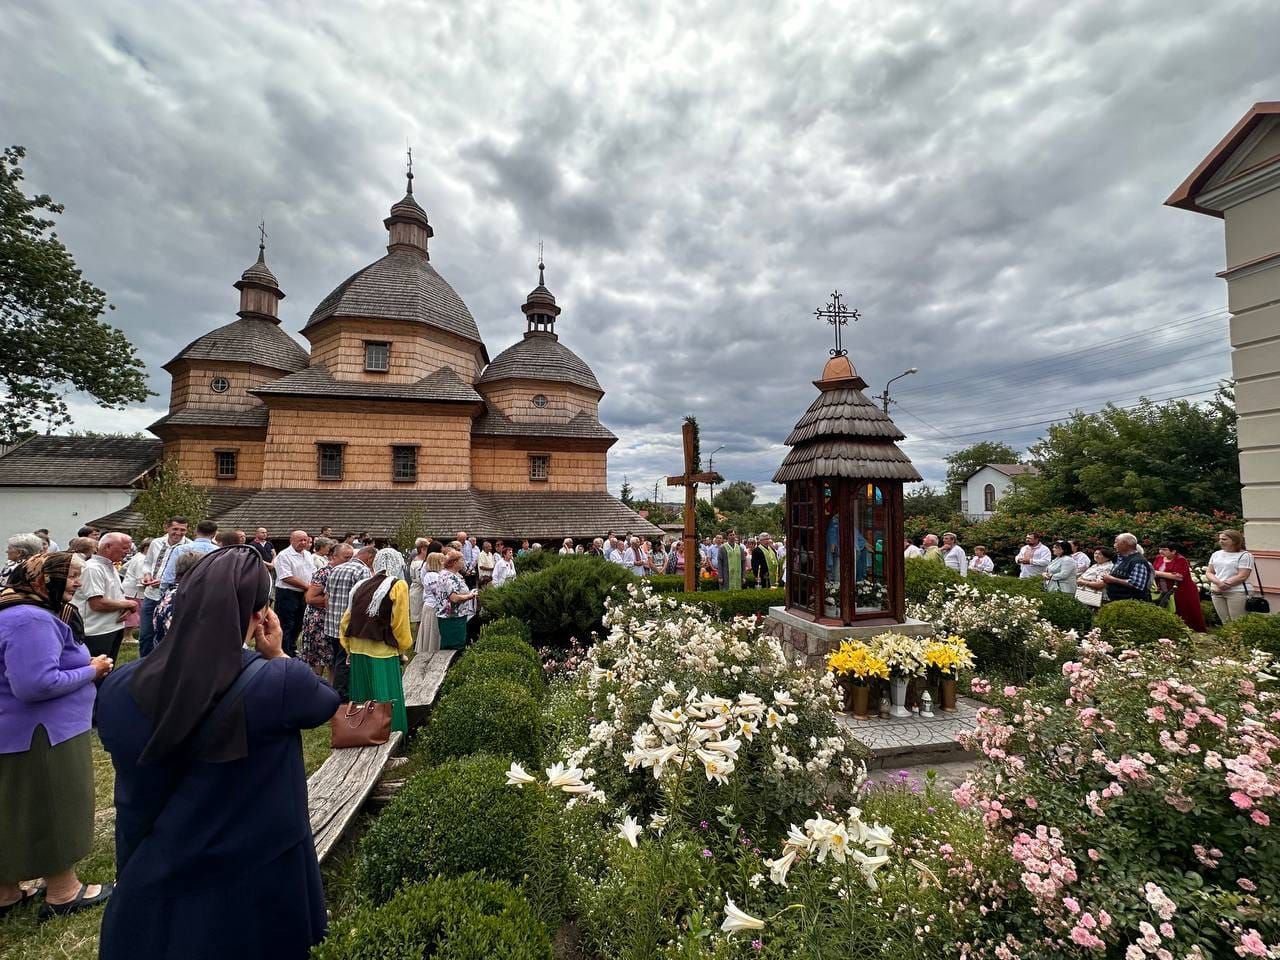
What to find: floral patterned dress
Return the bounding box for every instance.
[299,564,333,671]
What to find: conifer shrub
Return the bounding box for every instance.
[420,678,542,765]
[664,587,784,620]
[1094,599,1189,647]
[318,873,552,959]
[470,632,541,670]
[1215,612,1280,656]
[441,650,544,700]
[481,555,635,647]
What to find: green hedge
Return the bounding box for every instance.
[665,587,784,620]
[648,573,761,593]
[905,558,963,604]
[441,650,544,700]
[1095,599,1190,647]
[1216,613,1280,656]
[420,678,542,765]
[356,755,559,906]
[317,873,552,959]
[480,555,636,647]
[480,617,534,644]
[471,632,542,670]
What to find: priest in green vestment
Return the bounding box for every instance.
[717,531,744,591]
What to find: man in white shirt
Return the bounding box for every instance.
[138,516,189,657]
[941,532,968,576]
[273,529,314,657]
[1016,532,1051,579]
[75,531,137,665]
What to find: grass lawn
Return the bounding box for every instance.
[0,644,334,960]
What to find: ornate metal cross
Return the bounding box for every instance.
[814,290,860,358]
[257,219,267,254]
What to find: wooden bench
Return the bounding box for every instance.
[306,648,458,862]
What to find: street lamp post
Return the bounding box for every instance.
[707,444,725,513]
[875,367,918,414]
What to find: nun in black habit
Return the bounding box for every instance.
[97,545,339,960]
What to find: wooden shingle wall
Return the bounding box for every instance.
[260,401,473,490]
[170,362,282,414]
[306,319,484,385]
[478,379,600,421]
[164,436,266,486]
[471,440,607,492]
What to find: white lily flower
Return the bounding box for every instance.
[765,708,783,729]
[617,816,643,848]
[863,823,895,855]
[784,823,813,853]
[545,762,587,790]
[649,812,669,834]
[505,762,536,787]
[852,849,890,889]
[826,822,851,863]
[773,689,798,707]
[720,896,765,934]
[765,847,797,886]
[704,736,741,759]
[661,680,679,697]
[695,714,728,731]
[697,749,735,784]
[737,719,758,741]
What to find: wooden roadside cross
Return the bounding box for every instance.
[666,420,722,593]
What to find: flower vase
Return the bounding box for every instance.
[941,677,958,712]
[889,676,910,718]
[850,684,870,719]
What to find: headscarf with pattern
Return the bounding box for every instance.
[0,551,85,640]
[363,547,406,616]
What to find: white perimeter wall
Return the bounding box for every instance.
[0,487,135,545]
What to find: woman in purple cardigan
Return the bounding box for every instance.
[0,552,115,920]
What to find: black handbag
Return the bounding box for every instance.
[1246,567,1270,614]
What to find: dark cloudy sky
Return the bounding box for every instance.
[3,1,1274,501]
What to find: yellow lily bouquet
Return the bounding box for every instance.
[825,640,890,686]
[922,635,975,679]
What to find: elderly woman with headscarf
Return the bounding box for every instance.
[339,547,414,734]
[95,546,338,960]
[2,533,44,589]
[0,552,114,921]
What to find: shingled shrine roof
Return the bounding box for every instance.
[471,408,616,442]
[773,355,921,484]
[478,331,603,394]
[305,251,485,350]
[0,436,162,487]
[165,317,310,374]
[250,364,483,404]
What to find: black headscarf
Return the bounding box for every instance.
[129,545,271,766]
[0,551,85,641]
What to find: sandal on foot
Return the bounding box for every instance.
[38,882,113,922]
[0,886,42,920]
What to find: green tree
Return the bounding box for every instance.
[1007,386,1239,515]
[694,498,716,537]
[712,480,756,515]
[391,507,428,551]
[1,146,151,443]
[619,475,634,507]
[944,441,1022,506]
[903,484,955,519]
[131,459,211,539]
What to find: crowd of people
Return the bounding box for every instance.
[903,527,1260,632]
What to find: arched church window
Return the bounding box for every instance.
[984,484,996,512]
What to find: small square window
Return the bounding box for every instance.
[392,445,418,482]
[529,454,549,481]
[365,341,390,372]
[214,450,237,479]
[317,443,344,480]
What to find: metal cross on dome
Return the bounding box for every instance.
[815,290,860,358]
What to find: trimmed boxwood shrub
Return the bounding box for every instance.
[441,650,544,700]
[648,573,761,593]
[356,755,560,906]
[481,555,636,647]
[666,587,784,620]
[1216,612,1280,656]
[1032,591,1095,634]
[317,873,553,959]
[1095,599,1189,647]
[905,557,963,603]
[420,678,542,764]
[471,632,541,670]
[480,616,533,644]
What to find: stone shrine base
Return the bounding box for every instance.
[764,606,934,670]
[836,696,980,769]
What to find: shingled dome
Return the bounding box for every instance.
[773,355,921,484]
[305,251,484,347]
[479,331,603,394]
[165,316,310,374]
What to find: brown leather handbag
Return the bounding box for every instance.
[330,700,392,749]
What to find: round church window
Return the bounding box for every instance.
[211,376,230,394]
[531,394,548,408]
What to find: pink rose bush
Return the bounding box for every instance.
[952,634,1280,958]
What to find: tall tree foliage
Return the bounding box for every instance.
[1,145,150,443]
[712,480,756,515]
[132,459,211,539]
[1005,387,1240,515]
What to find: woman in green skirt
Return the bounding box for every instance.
[436,550,477,650]
[339,548,413,734]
